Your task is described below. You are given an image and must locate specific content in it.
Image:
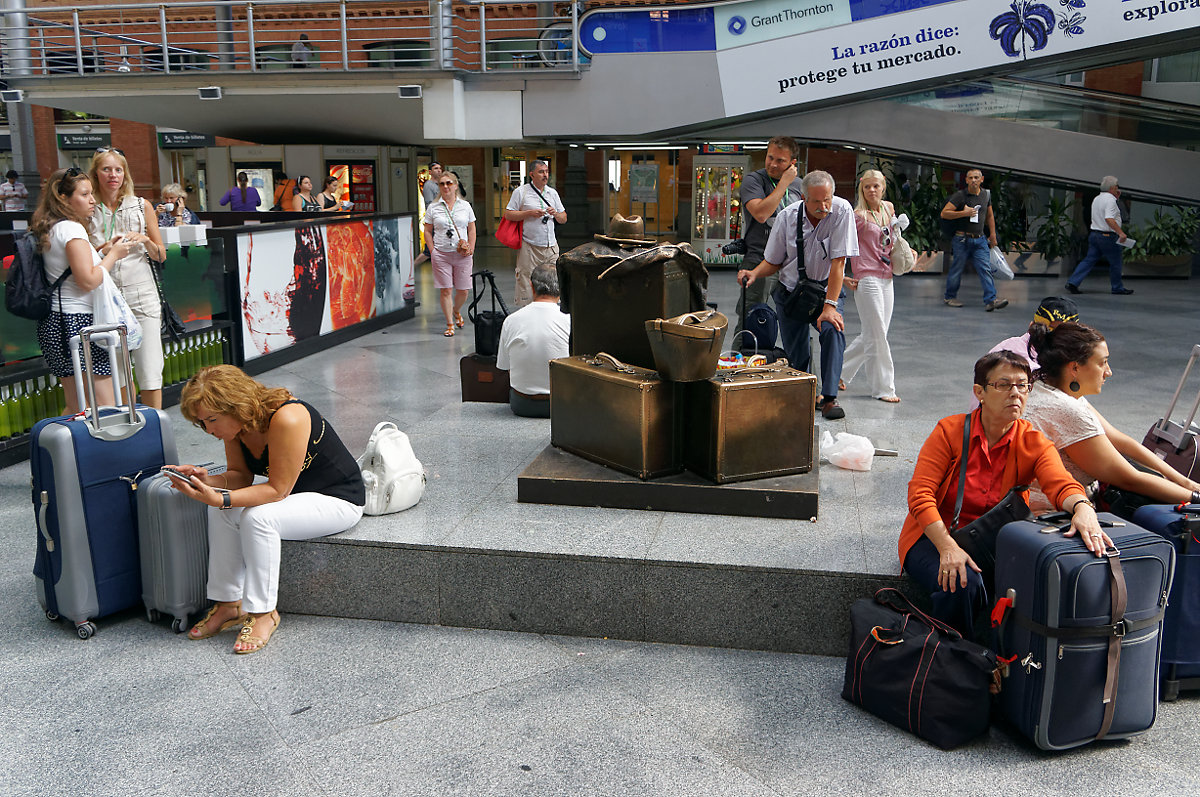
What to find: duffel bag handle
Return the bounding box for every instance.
[874,587,964,640]
[668,309,719,327]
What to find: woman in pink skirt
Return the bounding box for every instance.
[423,171,476,337]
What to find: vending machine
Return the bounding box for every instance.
[692,153,748,267]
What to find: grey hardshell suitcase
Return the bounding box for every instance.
[31,326,177,638]
[994,513,1175,750]
[1142,343,1200,481]
[137,470,214,632]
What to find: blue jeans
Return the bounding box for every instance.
[773,282,845,399]
[903,535,990,640]
[944,235,996,304]
[1067,230,1125,291]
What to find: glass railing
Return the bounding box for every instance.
[892,76,1200,151]
[0,0,583,77]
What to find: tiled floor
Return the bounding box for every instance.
[1,245,1197,795]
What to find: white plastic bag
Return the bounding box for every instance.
[989,246,1015,280]
[357,421,426,515]
[820,430,875,471]
[92,269,143,350]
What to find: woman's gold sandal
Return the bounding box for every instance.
[234,611,281,655]
[187,603,246,640]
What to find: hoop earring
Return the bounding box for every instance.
[1069,380,1080,392]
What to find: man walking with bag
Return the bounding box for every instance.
[738,170,857,420]
[940,168,1007,311]
[503,159,567,308]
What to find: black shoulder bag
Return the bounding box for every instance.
[948,412,1030,587]
[777,207,827,325]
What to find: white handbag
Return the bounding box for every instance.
[92,269,144,350]
[357,421,425,515]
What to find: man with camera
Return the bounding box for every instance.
[738,170,858,420]
[734,136,804,340]
[504,159,567,308]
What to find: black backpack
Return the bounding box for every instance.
[5,232,69,321]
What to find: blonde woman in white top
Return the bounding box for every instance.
[423,171,477,337]
[88,147,166,408]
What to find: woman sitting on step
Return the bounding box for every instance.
[171,365,365,654]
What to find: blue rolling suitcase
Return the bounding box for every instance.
[1130,503,1200,700]
[31,326,177,638]
[993,514,1174,750]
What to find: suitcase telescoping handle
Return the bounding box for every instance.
[1153,343,1200,450]
[69,324,140,433]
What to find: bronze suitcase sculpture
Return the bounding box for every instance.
[683,362,817,483]
[550,353,682,480]
[645,309,728,382]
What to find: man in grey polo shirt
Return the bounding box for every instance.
[735,135,803,339]
[738,170,858,420]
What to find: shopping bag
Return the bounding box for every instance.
[92,270,144,350]
[495,218,523,250]
[990,247,1015,280]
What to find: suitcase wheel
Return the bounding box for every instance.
[75,621,96,640]
[171,617,186,634]
[45,610,59,622]
[1162,680,1180,702]
[147,608,161,624]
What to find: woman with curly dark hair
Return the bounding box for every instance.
[171,365,365,654]
[1023,322,1200,513]
[30,167,134,415]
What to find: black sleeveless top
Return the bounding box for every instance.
[238,399,365,506]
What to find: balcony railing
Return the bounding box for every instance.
[0,0,584,77]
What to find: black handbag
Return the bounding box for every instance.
[776,204,827,325]
[843,587,998,749]
[149,259,186,342]
[948,413,1029,587]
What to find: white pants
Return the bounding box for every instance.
[206,492,363,614]
[841,275,897,399]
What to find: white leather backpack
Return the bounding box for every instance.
[357,422,425,515]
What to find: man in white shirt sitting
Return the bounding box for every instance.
[496,266,571,418]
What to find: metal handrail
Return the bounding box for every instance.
[0,0,585,77]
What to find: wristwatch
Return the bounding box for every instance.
[823,299,838,307]
[218,489,232,510]
[1071,498,1095,514]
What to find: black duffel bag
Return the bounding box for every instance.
[467,269,510,357]
[843,587,999,749]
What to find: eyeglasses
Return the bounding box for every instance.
[986,380,1033,394]
[438,181,455,186]
[94,146,124,156]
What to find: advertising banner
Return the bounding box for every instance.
[237,217,413,361]
[713,0,851,50]
[716,0,1200,117]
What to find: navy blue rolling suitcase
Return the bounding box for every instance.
[993,514,1174,750]
[1131,503,1200,700]
[31,326,177,638]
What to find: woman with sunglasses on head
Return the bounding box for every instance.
[422,171,476,337]
[290,175,321,214]
[172,365,365,654]
[899,350,1103,640]
[155,183,200,228]
[1023,322,1200,515]
[88,146,167,409]
[29,168,135,415]
[841,170,901,403]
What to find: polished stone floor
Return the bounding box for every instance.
[1,244,1197,795]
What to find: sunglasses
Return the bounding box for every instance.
[57,166,84,194]
[438,181,455,186]
[94,146,124,156]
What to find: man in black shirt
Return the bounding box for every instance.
[736,135,804,338]
[939,167,1007,311]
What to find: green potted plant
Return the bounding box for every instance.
[1032,195,1077,267]
[1126,205,1199,267]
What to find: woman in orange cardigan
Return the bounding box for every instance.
[899,350,1108,638]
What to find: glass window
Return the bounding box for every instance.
[1154,52,1200,83]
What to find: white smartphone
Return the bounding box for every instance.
[161,466,199,486]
